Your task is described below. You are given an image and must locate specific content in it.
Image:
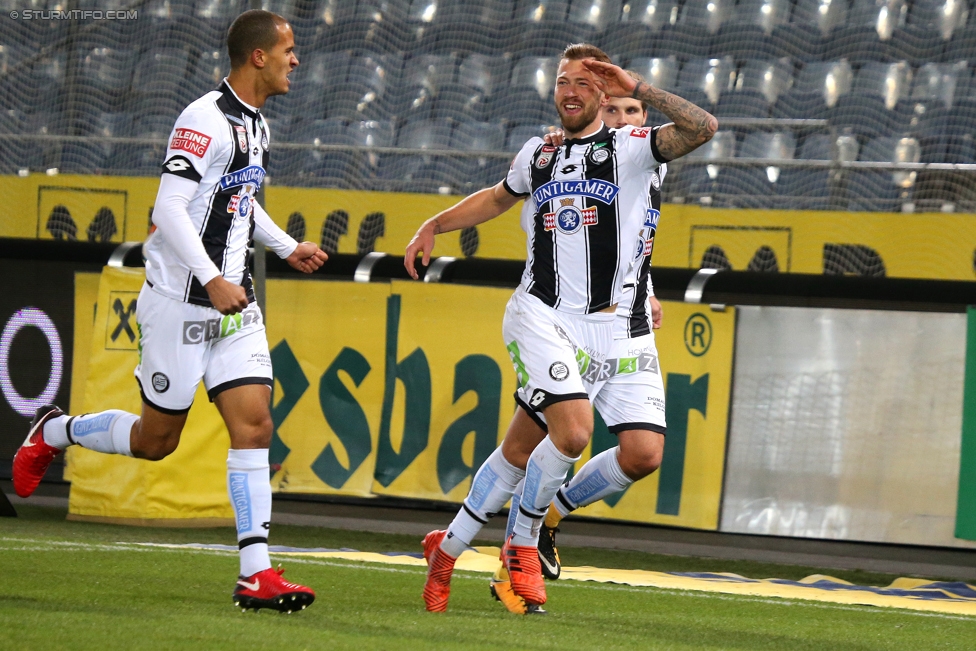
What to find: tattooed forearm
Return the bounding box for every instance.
[633,82,719,160]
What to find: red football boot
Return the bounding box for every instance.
[233,565,315,613]
[502,535,547,605]
[422,530,457,612]
[12,405,64,498]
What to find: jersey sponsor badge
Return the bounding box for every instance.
[234,125,248,154]
[644,208,660,228]
[535,145,556,169]
[543,198,597,234]
[630,127,650,139]
[170,129,211,157]
[634,236,653,260]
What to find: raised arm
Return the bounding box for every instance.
[582,59,718,161]
[404,181,520,279]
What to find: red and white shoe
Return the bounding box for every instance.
[502,534,547,605]
[422,530,457,612]
[12,405,64,498]
[233,565,315,613]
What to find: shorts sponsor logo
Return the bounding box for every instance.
[549,361,569,381]
[151,372,169,393]
[234,125,248,153]
[218,165,266,191]
[182,308,261,344]
[580,351,659,384]
[529,389,548,408]
[170,128,211,157]
[544,198,597,234]
[533,178,619,206]
[630,127,650,139]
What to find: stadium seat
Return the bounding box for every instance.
[829,95,896,137]
[489,86,555,123]
[910,61,968,109]
[887,26,946,64]
[281,117,356,184]
[770,0,845,61]
[626,56,679,92]
[189,49,233,99]
[328,81,397,122]
[824,0,905,62]
[567,0,623,31]
[736,58,793,105]
[131,48,193,103]
[714,90,770,118]
[403,53,458,93]
[774,133,853,209]
[715,130,795,207]
[775,60,852,117]
[195,0,244,45]
[943,26,976,63]
[433,83,490,121]
[846,136,920,211]
[458,54,513,96]
[509,56,559,101]
[599,0,678,58]
[450,120,507,190]
[711,0,790,59]
[389,83,437,122]
[908,0,968,41]
[397,118,453,149]
[413,16,503,54]
[506,123,551,150]
[347,53,404,97]
[347,118,397,179]
[676,56,735,105]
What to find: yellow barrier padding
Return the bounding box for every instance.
[138,543,976,617]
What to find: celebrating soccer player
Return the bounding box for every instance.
[12,10,327,612]
[404,44,717,613]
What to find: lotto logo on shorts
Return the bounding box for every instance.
[630,127,650,139]
[170,129,211,158]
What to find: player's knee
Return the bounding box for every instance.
[240,413,273,448]
[619,447,663,480]
[133,433,180,461]
[552,423,592,458]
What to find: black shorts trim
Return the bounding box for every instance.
[462,503,488,524]
[137,378,192,416]
[65,415,78,445]
[503,179,529,198]
[239,536,268,550]
[537,391,589,411]
[514,392,549,433]
[608,421,667,436]
[207,377,273,402]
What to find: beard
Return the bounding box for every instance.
[557,99,601,134]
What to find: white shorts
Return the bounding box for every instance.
[134,283,273,413]
[503,287,667,435]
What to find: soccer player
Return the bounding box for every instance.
[12,10,327,613]
[404,44,716,612]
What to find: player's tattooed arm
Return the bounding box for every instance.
[632,84,718,161]
[582,59,718,161]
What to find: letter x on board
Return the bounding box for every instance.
[112,298,137,342]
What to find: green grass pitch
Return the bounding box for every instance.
[2,505,975,650]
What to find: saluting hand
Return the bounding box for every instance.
[582,59,639,99]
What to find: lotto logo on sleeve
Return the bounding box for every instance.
[170,129,211,157]
[630,127,650,139]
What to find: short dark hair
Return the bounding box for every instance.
[227,10,288,69]
[561,43,612,65]
[625,70,649,111]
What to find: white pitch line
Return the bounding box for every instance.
[3,537,976,622]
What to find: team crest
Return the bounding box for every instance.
[227,182,256,220]
[535,145,556,169]
[588,145,610,164]
[544,197,597,234]
[234,125,248,153]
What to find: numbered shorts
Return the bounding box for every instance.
[134,283,273,414]
[503,287,667,435]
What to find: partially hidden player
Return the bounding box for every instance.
[12,10,327,613]
[488,69,671,614]
[404,44,716,613]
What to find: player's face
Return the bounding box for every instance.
[264,23,298,96]
[602,97,647,129]
[554,58,606,134]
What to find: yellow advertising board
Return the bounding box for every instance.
[67,266,233,525]
[8,174,976,281]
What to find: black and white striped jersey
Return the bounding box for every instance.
[504,122,668,316]
[616,163,667,338]
[145,80,270,307]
